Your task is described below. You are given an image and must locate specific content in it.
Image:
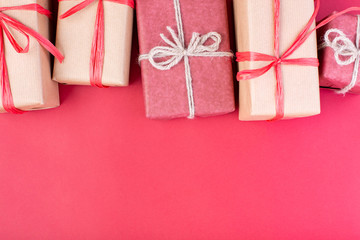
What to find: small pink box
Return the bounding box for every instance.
[318,14,360,94]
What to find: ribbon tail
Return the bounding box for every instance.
[281,0,320,59]
[90,0,106,88]
[59,0,95,19]
[0,25,23,114]
[281,58,319,67]
[283,4,360,60]
[316,7,360,31]
[271,64,284,121]
[0,4,52,18]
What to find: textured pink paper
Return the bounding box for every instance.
[136,0,235,119]
[318,14,360,94]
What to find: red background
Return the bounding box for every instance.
[0,1,359,239]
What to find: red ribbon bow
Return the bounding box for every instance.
[0,4,64,114]
[59,0,135,88]
[236,0,360,121]
[236,0,322,121]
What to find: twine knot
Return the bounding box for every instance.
[139,0,232,119]
[139,27,227,71]
[324,28,360,66]
[321,15,360,94]
[275,58,282,65]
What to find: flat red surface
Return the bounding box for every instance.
[0,1,360,239]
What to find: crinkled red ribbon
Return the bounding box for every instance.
[236,0,360,121]
[0,4,64,114]
[236,0,321,121]
[58,0,135,88]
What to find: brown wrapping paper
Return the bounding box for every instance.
[234,0,321,121]
[0,0,59,113]
[53,1,133,87]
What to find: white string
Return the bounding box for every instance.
[139,0,233,119]
[320,15,360,94]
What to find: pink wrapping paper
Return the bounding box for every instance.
[136,0,235,119]
[318,14,360,94]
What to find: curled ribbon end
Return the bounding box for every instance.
[53,50,65,63]
[58,55,65,64]
[59,14,67,20]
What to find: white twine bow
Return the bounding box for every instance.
[320,15,360,94]
[139,0,233,119]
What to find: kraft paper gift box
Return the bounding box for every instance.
[0,0,59,113]
[137,0,235,119]
[234,0,321,121]
[318,14,360,94]
[53,0,134,87]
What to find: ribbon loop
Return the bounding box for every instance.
[0,4,64,114]
[141,26,227,72]
[237,62,276,81]
[0,18,30,54]
[324,29,359,65]
[188,32,222,54]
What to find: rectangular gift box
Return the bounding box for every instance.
[234,0,321,121]
[137,0,235,119]
[53,0,133,87]
[0,0,59,113]
[318,14,360,94]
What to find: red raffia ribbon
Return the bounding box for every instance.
[236,0,321,121]
[0,4,64,114]
[58,0,135,88]
[236,0,360,121]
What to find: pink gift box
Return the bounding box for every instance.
[318,13,360,94]
[136,0,235,119]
